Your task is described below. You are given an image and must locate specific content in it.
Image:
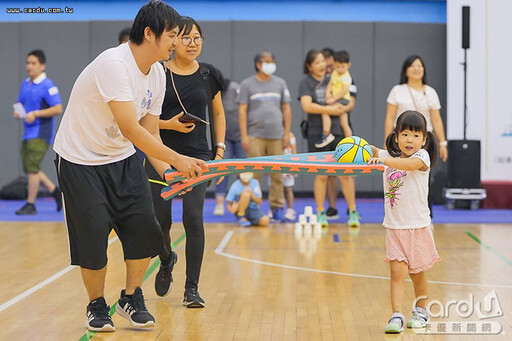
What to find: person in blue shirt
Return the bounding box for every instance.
[226,172,270,227]
[13,50,63,215]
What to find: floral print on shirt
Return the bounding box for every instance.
[385,167,407,208]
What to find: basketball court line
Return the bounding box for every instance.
[0,236,119,314]
[215,230,512,289]
[465,231,512,267]
[8,227,506,338]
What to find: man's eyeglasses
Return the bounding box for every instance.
[180,37,204,46]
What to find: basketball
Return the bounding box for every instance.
[334,136,373,163]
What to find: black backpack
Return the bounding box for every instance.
[0,176,28,199]
[0,176,52,199]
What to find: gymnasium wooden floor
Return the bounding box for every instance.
[1,220,511,340]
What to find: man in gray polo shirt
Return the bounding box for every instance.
[238,51,292,222]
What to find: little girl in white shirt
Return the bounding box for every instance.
[368,110,441,334]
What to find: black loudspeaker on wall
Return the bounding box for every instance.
[447,140,481,188]
[462,6,470,49]
[446,6,482,190]
[444,6,486,208]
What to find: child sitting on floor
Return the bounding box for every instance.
[226,172,270,227]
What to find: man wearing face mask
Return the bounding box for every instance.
[238,51,292,222]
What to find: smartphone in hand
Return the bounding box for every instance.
[178,112,209,125]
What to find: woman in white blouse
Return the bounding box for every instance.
[384,55,448,162]
[384,55,448,220]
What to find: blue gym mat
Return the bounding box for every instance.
[1,198,511,224]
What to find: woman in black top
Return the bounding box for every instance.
[145,16,226,308]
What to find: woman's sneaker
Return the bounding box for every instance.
[183,289,205,308]
[116,287,155,328]
[317,211,328,227]
[325,207,339,220]
[86,297,115,332]
[155,251,178,297]
[384,312,405,334]
[407,306,429,328]
[314,133,335,148]
[347,210,360,228]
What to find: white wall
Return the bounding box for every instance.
[447,0,512,181]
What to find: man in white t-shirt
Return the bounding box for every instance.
[53,1,206,332]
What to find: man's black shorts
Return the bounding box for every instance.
[55,153,165,270]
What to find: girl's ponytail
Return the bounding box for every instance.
[385,131,401,157]
[424,131,439,168]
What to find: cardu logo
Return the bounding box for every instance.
[413,290,503,335]
[476,290,503,319]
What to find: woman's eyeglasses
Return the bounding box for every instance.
[180,37,204,46]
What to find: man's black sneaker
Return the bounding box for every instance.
[183,289,205,308]
[116,287,155,328]
[325,207,339,220]
[15,203,36,215]
[52,187,63,212]
[86,297,115,332]
[155,251,178,297]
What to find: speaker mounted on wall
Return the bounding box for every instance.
[443,5,486,208]
[462,6,470,49]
